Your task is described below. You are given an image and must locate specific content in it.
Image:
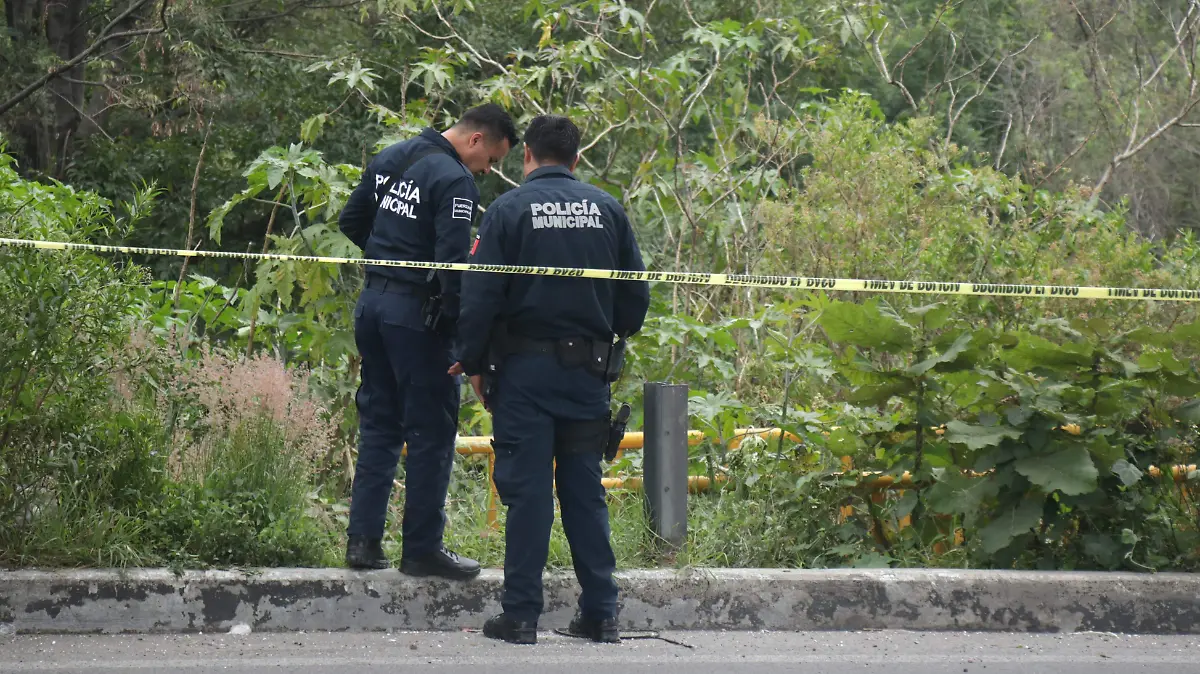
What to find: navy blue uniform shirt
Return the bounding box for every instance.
[339,128,479,319]
[454,165,651,376]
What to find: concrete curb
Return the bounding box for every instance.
[1,568,1199,635]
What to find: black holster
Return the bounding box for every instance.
[421,270,454,337]
[602,338,627,383]
[504,333,627,383]
[606,402,631,461]
[582,337,626,383]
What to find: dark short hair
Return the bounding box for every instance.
[523,115,580,166]
[456,103,519,148]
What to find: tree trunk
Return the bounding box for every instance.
[6,0,45,169]
[4,0,156,176]
[44,0,91,176]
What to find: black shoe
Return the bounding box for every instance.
[482,613,537,645]
[399,547,481,580]
[345,535,389,570]
[567,614,620,643]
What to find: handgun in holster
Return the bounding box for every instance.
[605,402,631,462]
[421,270,453,337]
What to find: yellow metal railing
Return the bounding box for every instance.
[402,429,1196,529]
[447,427,801,526]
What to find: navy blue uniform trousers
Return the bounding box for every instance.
[490,352,618,624]
[347,285,460,559]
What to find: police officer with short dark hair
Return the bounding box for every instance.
[339,103,518,578]
[448,114,651,644]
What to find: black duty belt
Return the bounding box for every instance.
[506,334,591,355]
[491,329,619,381]
[365,272,425,296]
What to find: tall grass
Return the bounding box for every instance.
[144,347,342,568]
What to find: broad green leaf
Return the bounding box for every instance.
[190,274,217,290]
[851,551,892,568]
[1104,351,1144,378]
[825,427,858,455]
[945,420,1021,451]
[1068,316,1111,339]
[1170,319,1200,345]
[907,332,973,376]
[895,490,919,518]
[1087,434,1123,468]
[205,200,234,245]
[266,165,285,190]
[925,471,997,519]
[1014,446,1098,495]
[1111,459,1143,487]
[1121,326,1162,347]
[300,114,329,143]
[847,379,915,405]
[818,300,913,353]
[919,441,954,468]
[877,302,915,331]
[1135,349,1184,374]
[904,302,952,330]
[1163,373,1200,397]
[1003,333,1093,371]
[978,497,1042,554]
[710,329,737,351]
[1172,399,1200,424]
[1005,406,1033,426]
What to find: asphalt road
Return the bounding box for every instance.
[2,629,1198,673]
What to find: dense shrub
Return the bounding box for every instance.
[0,150,340,568]
[0,148,163,566]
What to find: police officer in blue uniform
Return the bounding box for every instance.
[339,103,518,578]
[449,115,651,643]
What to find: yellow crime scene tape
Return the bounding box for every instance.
[2,236,1199,302]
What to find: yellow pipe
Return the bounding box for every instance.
[726,428,803,449]
[393,431,1195,501]
[448,427,793,456]
[1148,464,1197,480]
[602,475,724,493]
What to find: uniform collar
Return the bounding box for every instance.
[419,127,464,163]
[525,165,578,183]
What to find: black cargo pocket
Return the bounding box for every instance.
[553,418,609,457]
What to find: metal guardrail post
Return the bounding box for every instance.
[643,381,689,548]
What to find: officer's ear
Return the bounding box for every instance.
[468,131,484,148]
[569,153,581,172]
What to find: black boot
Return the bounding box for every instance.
[482,613,537,645]
[400,546,481,580]
[345,535,389,570]
[566,613,620,643]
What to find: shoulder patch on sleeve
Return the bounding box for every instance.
[452,197,474,220]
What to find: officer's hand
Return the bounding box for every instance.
[469,374,489,410]
[448,361,464,376]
